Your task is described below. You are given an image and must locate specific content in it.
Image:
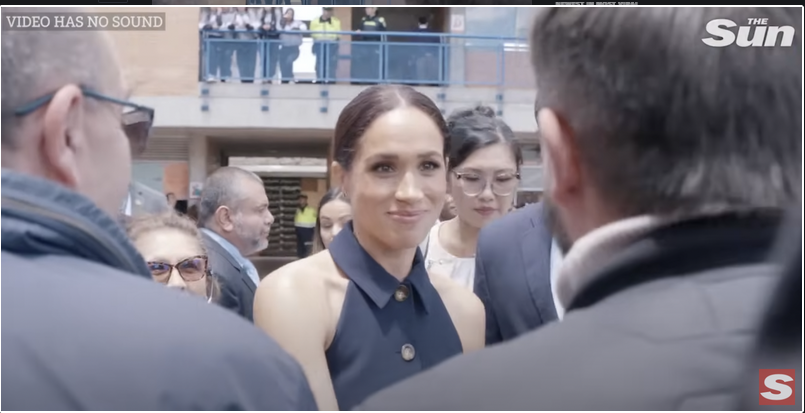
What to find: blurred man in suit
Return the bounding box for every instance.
[474,202,560,346]
[198,167,274,322]
[119,106,169,218]
[357,7,800,410]
[122,181,170,217]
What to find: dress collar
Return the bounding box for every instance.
[328,222,436,314]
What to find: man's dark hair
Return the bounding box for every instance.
[531,7,801,217]
[299,194,308,200]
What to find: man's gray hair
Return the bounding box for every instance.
[198,167,264,227]
[1,8,115,148]
[530,7,801,217]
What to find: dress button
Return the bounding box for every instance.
[394,284,410,302]
[401,343,416,361]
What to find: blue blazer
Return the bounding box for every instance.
[474,202,558,345]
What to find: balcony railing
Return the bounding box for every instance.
[200,29,532,88]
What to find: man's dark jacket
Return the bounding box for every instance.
[737,209,802,410]
[357,212,783,410]
[475,202,557,345]
[1,170,317,411]
[201,230,257,322]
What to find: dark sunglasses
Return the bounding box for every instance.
[146,255,209,283]
[13,85,155,156]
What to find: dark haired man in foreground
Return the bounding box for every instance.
[356,7,801,410]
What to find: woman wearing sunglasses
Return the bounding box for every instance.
[420,106,522,292]
[127,212,220,302]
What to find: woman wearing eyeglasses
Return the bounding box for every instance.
[127,212,220,302]
[421,106,523,291]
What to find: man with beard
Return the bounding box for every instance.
[356,7,801,410]
[199,167,274,322]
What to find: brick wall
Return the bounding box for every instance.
[465,49,535,89]
[101,7,202,96]
[101,6,358,96]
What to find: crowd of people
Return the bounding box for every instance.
[199,6,444,85]
[2,6,801,411]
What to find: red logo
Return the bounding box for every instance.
[759,369,796,405]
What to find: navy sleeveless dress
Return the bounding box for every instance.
[325,222,464,410]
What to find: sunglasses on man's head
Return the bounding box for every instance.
[147,255,208,283]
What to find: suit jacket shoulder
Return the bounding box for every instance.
[201,231,243,281]
[201,230,256,321]
[358,262,776,411]
[477,203,542,253]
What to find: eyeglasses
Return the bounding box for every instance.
[146,256,209,283]
[453,170,521,197]
[13,86,155,156]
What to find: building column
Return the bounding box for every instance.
[188,135,209,203]
[447,7,466,86]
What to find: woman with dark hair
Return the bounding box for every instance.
[253,85,485,411]
[311,187,351,254]
[420,106,522,291]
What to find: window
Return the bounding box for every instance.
[465,7,517,39]
[464,7,532,48]
[514,7,537,39]
[519,165,544,191]
[294,6,323,22]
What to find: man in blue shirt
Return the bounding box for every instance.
[198,167,274,321]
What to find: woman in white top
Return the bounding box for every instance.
[422,106,522,291]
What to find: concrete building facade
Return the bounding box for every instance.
[104,6,542,213]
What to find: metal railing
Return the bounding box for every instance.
[200,29,531,88]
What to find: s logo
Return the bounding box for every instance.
[760,369,796,405]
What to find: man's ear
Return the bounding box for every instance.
[214,205,235,232]
[41,84,86,190]
[537,107,581,206]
